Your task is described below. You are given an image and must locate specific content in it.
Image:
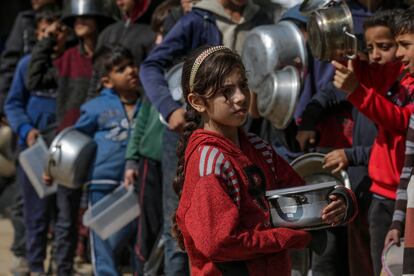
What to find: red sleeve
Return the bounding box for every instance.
[184,174,311,262]
[347,83,414,135]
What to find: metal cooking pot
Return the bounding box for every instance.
[290,152,351,189]
[266,181,338,229]
[242,20,307,91]
[381,239,404,276]
[62,0,114,26]
[47,128,96,189]
[256,66,301,129]
[305,0,357,61]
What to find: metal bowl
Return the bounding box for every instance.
[257,66,301,129]
[242,21,307,91]
[47,128,96,189]
[290,152,351,189]
[62,0,114,26]
[266,181,338,229]
[382,239,404,276]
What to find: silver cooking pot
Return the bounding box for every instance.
[62,0,114,26]
[303,0,357,61]
[47,128,96,189]
[266,181,338,229]
[242,20,307,91]
[291,152,351,189]
[257,66,301,129]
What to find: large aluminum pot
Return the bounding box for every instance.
[304,0,357,61]
[256,66,301,129]
[290,152,351,189]
[266,181,338,229]
[47,128,96,189]
[62,0,114,25]
[242,20,307,91]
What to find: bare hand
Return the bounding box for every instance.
[321,195,347,226]
[44,21,61,38]
[296,130,317,152]
[42,172,54,186]
[384,229,401,247]
[26,129,40,147]
[332,60,359,95]
[323,149,349,173]
[167,108,186,132]
[124,169,138,188]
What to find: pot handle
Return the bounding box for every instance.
[343,27,357,60]
[46,144,61,177]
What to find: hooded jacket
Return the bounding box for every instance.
[177,129,359,275]
[349,60,414,199]
[140,0,271,121]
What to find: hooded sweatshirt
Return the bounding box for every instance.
[177,129,313,276]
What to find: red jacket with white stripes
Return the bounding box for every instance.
[176,129,312,276]
[348,60,414,199]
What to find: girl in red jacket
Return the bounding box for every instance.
[172,46,352,276]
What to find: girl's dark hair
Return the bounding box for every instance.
[92,44,135,92]
[35,3,61,25]
[171,46,246,249]
[393,7,414,36]
[363,9,403,32]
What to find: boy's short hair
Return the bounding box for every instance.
[35,3,61,25]
[150,0,180,33]
[393,7,414,36]
[363,9,403,32]
[92,44,135,91]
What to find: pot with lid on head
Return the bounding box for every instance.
[62,0,114,27]
[242,20,307,92]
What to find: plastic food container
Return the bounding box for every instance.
[19,137,57,198]
[83,185,140,240]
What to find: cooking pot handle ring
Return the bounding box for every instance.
[46,144,61,177]
[343,27,357,60]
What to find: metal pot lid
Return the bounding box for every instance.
[266,181,337,197]
[257,66,301,129]
[299,0,336,14]
[290,153,351,189]
[242,21,307,92]
[165,63,184,102]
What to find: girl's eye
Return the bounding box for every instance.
[378,44,392,50]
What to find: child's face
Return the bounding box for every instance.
[102,59,139,94]
[395,33,414,74]
[364,26,397,65]
[36,19,52,40]
[191,67,250,131]
[74,17,97,39]
[116,0,136,14]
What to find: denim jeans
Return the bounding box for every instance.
[54,185,82,275]
[161,129,189,276]
[19,163,55,272]
[89,186,139,276]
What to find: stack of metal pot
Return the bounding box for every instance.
[242,19,307,129]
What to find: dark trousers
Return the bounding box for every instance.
[134,158,163,275]
[19,164,55,272]
[368,196,394,276]
[162,129,189,276]
[54,185,82,275]
[311,227,349,276]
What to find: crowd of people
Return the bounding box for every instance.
[0,0,414,275]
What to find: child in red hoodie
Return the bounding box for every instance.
[332,9,414,276]
[173,46,355,276]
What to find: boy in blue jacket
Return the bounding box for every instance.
[4,4,66,275]
[74,44,141,275]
